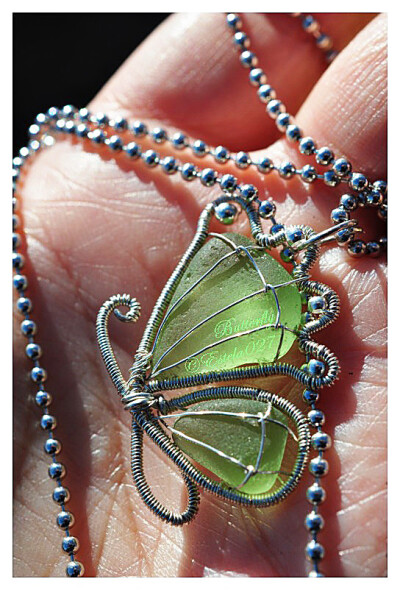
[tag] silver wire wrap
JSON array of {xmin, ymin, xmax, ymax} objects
[{"xmin": 96, "ymin": 195, "xmax": 340, "ymax": 525}]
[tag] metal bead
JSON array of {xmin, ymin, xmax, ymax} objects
[
  {"xmin": 171, "ymin": 132, "xmax": 188, "ymax": 150},
  {"xmin": 266, "ymin": 99, "xmax": 285, "ymax": 118},
  {"xmin": 94, "ymin": 112, "xmax": 109, "ymax": 126},
  {"xmin": 349, "ymin": 172, "xmax": 368, "ymax": 192},
  {"xmin": 53, "ymin": 486, "xmax": 70, "ymax": 504},
  {"xmin": 40, "ymin": 414, "xmax": 56, "ymax": 430},
  {"xmin": 356, "ymin": 192, "xmax": 367, "ymax": 207},
  {"xmin": 13, "ymin": 214, "xmax": 20, "ymax": 231},
  {"xmin": 240, "ymin": 184, "xmax": 258, "ymax": 202},
  {"xmin": 55, "ymin": 120, "xmax": 66, "ymax": 134},
  {"xmin": 299, "ymin": 136, "xmax": 316, "ymax": 155},
  {"xmin": 62, "ymin": 536, "xmax": 80, "ymax": 554},
  {"xmin": 379, "ymin": 236, "xmax": 387, "ymax": 249},
  {"xmin": 373, "ymin": 179, "xmax": 387, "ymax": 197},
  {"xmin": 35, "ymin": 112, "xmax": 50, "ymax": 126},
  {"xmin": 270, "ymin": 223, "xmax": 285, "ymax": 234},
  {"xmin": 312, "ymin": 431, "xmax": 332, "ymax": 451},
  {"xmin": 309, "ymin": 570, "xmax": 325, "ymax": 578},
  {"xmin": 12, "ymin": 252, "xmax": 25, "ymax": 270},
  {"xmin": 110, "ymin": 116, "xmax": 128, "ymax": 131},
  {"xmin": 123, "ymin": 142, "xmax": 141, "ymax": 159},
  {"xmin": 365, "ymin": 189, "xmax": 383, "ymax": 207},
  {"xmin": 31, "ymin": 366, "xmax": 47, "ymax": 383},
  {"xmin": 47, "ymin": 107, "xmax": 60, "ymax": 120},
  {"xmin": 200, "ymin": 168, "xmax": 217, "ymax": 187},
  {"xmin": 16, "ymin": 297, "xmax": 32, "ymax": 314},
  {"xmin": 301, "ymin": 165, "xmax": 317, "ymax": 183},
  {"xmin": 161, "ymin": 156, "xmax": 178, "ymax": 175},
  {"xmin": 280, "ymin": 247, "xmax": 295, "ymax": 263},
  {"xmin": 307, "ymin": 359, "xmax": 326, "ymax": 377},
  {"xmin": 220, "ymin": 174, "xmax": 237, "ymax": 192},
  {"xmin": 215, "ymin": 203, "xmax": 238, "ymax": 225},
  {"xmin": 305, "ymin": 540, "xmax": 325, "ymax": 562},
  {"xmin": 21, "ymin": 319, "xmax": 37, "ymax": 337},
  {"xmin": 347, "ymin": 239, "xmax": 366, "ymax": 257},
  {"xmin": 142, "ymin": 150, "xmax": 159, "ymax": 167},
  {"xmin": 316, "ymin": 34, "xmax": 332, "ymax": 50},
  {"xmin": 13, "ymin": 274, "xmax": 28, "ymax": 291},
  {"xmin": 286, "ymin": 226, "xmax": 304, "ymax": 245},
  {"xmin": 181, "ymin": 163, "xmax": 197, "ymax": 181},
  {"xmin": 61, "ymin": 104, "xmax": 77, "ymax": 118},
  {"xmin": 315, "ymin": 147, "xmax": 334, "ymax": 166},
  {"xmin": 333, "ymin": 158, "xmax": 352, "ymax": 177},
  {"xmin": 213, "ymin": 146, "xmax": 230, "ymax": 163},
  {"xmin": 132, "ymin": 121, "xmax": 148, "ymax": 137},
  {"xmin": 336, "ymin": 227, "xmax": 354, "ymax": 247},
  {"xmin": 302, "ymin": 15, "xmax": 318, "ymax": 33},
  {"xmin": 12, "ymin": 197, "xmax": 18, "ymax": 212},
  {"xmin": 78, "ymin": 108, "xmax": 90, "ymax": 121},
  {"xmin": 378, "ymin": 205, "xmax": 387, "ymax": 221},
  {"xmin": 35, "ymin": 390, "xmax": 51, "ymax": 407},
  {"xmin": 323, "ymin": 170, "xmax": 340, "ymax": 187},
  {"xmin": 279, "ymin": 162, "xmax": 296, "ymax": 179},
  {"xmin": 19, "ymin": 146, "xmax": 31, "ymax": 159},
  {"xmin": 88, "ymin": 129, "xmax": 105, "ymax": 144},
  {"xmin": 64, "ymin": 121, "xmax": 76, "ymax": 134},
  {"xmin": 257, "ymin": 84, "xmax": 276, "ymax": 103},
  {"xmin": 28, "ymin": 123, "xmax": 40, "ymax": 138},
  {"xmin": 49, "ymin": 462, "xmax": 66, "ymax": 480},
  {"xmin": 331, "ymin": 207, "xmax": 349, "ymax": 224},
  {"xmin": 256, "ymin": 156, "xmax": 274, "ymax": 174},
  {"xmin": 192, "ymin": 140, "xmax": 208, "ymax": 157},
  {"xmin": 13, "ymin": 233, "xmax": 21, "ymax": 250},
  {"xmin": 276, "ymin": 112, "xmax": 292, "ymax": 131},
  {"xmin": 151, "ymin": 127, "xmax": 168, "ymax": 143},
  {"xmin": 56, "ymin": 510, "xmax": 75, "ymax": 530},
  {"xmin": 305, "ymin": 511, "xmax": 325, "ymax": 532},
  {"xmin": 233, "ymin": 31, "xmax": 250, "ymax": 49},
  {"xmin": 106, "ymin": 135, "xmax": 123, "ymax": 151},
  {"xmin": 75, "ymin": 123, "xmax": 89, "ymax": 138},
  {"xmin": 308, "ymin": 409, "xmax": 325, "ymax": 427},
  {"xmin": 26, "ymin": 343, "xmax": 42, "ymax": 360},
  {"xmin": 308, "ymin": 296, "xmax": 326, "ymax": 314},
  {"xmin": 240, "ymin": 50, "xmax": 258, "ymax": 68},
  {"xmin": 44, "ymin": 438, "xmax": 61, "ymax": 455},
  {"xmin": 306, "ymin": 483, "xmax": 326, "ymax": 505},
  {"xmin": 249, "ymin": 68, "xmax": 267, "ymax": 86},
  {"xmin": 66, "ymin": 561, "xmax": 84, "ymax": 577},
  {"xmin": 226, "ymin": 13, "xmax": 242, "ymax": 30},
  {"xmin": 365, "ymin": 241, "xmax": 381, "ymax": 257},
  {"xmin": 303, "ymin": 389, "xmax": 319, "ymax": 404},
  {"xmin": 309, "ymin": 456, "xmax": 329, "ymax": 477},
  {"xmin": 235, "ymin": 151, "xmax": 251, "ymax": 169},
  {"xmin": 259, "ymin": 200, "xmax": 276, "ymax": 219},
  {"xmin": 340, "ymin": 193, "xmax": 358, "ymax": 211},
  {"xmin": 286, "ymin": 124, "xmax": 302, "ymax": 142}
]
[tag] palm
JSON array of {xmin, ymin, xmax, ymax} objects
[{"xmin": 13, "ymin": 13, "xmax": 387, "ymax": 577}]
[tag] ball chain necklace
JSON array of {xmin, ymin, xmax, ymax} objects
[{"xmin": 13, "ymin": 13, "xmax": 387, "ymax": 578}]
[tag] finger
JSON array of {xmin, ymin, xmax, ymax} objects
[
  {"xmin": 242, "ymin": 13, "xmax": 387, "ymax": 237},
  {"xmin": 89, "ymin": 12, "xmax": 374, "ymax": 151}
]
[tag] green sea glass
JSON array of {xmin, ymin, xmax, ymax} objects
[
  {"xmin": 172, "ymin": 398, "xmax": 289, "ymax": 494},
  {"xmin": 151, "ymin": 233, "xmax": 301, "ymax": 379}
]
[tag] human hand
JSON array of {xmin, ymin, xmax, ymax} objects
[{"xmin": 13, "ymin": 13, "xmax": 387, "ymax": 577}]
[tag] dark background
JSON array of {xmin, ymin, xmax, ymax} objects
[{"xmin": 13, "ymin": 13, "xmax": 170, "ymax": 155}]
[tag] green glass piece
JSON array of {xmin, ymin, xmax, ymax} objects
[
  {"xmin": 152, "ymin": 233, "xmax": 301, "ymax": 379},
  {"xmin": 172, "ymin": 398, "xmax": 289, "ymax": 494}
]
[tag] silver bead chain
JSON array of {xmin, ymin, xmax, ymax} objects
[{"xmin": 13, "ymin": 12, "xmax": 387, "ymax": 577}]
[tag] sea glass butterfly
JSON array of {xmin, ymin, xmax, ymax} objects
[{"xmin": 96, "ymin": 194, "xmax": 345, "ymax": 524}]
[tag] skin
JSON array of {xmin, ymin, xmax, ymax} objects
[{"xmin": 13, "ymin": 13, "xmax": 387, "ymax": 577}]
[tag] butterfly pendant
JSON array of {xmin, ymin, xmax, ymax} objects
[{"xmin": 96, "ymin": 194, "xmax": 345, "ymax": 525}]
